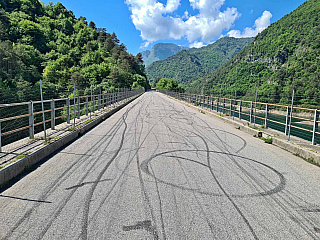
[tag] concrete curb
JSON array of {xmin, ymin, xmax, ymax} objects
[
  {"xmin": 0, "ymin": 94, "xmax": 142, "ymax": 186},
  {"xmin": 165, "ymin": 95, "xmax": 320, "ymax": 165}
]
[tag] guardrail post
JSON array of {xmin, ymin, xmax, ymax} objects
[
  {"xmin": 239, "ymin": 101, "xmax": 242, "ymax": 120},
  {"xmin": 98, "ymin": 93, "xmax": 100, "ymax": 111},
  {"xmin": 216, "ymin": 97, "xmax": 219, "ymax": 112},
  {"xmin": 86, "ymin": 97, "xmax": 88, "ymax": 116},
  {"xmin": 285, "ymin": 106, "xmax": 290, "ymax": 135},
  {"xmin": 67, "ymin": 98, "xmax": 70, "ymax": 124},
  {"xmin": 51, "ymin": 99, "xmax": 55, "ymax": 130},
  {"xmin": 77, "ymin": 96, "xmax": 80, "ymax": 119},
  {"xmin": 0, "ymin": 121, "xmax": 2, "ymax": 152},
  {"xmin": 93, "ymin": 95, "xmax": 95, "ymax": 113},
  {"xmin": 230, "ymin": 99, "xmax": 232, "ymax": 117},
  {"xmin": 250, "ymin": 101, "xmax": 253, "ymax": 123},
  {"xmin": 29, "ymin": 101, "xmax": 34, "ymax": 138},
  {"xmin": 312, "ymin": 109, "xmax": 319, "ymax": 145},
  {"xmin": 223, "ymin": 99, "xmax": 226, "ymax": 114},
  {"xmin": 265, "ymin": 104, "xmax": 269, "ymax": 129}
]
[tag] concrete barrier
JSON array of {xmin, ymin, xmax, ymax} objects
[{"xmin": 0, "ymin": 94, "xmax": 142, "ymax": 186}]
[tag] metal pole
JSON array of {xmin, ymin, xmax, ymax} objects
[
  {"xmin": 51, "ymin": 99, "xmax": 55, "ymax": 130},
  {"xmin": 288, "ymin": 90, "xmax": 295, "ymax": 141},
  {"xmin": 285, "ymin": 106, "xmax": 290, "ymax": 135},
  {"xmin": 67, "ymin": 98, "xmax": 70, "ymax": 124},
  {"xmin": 73, "ymin": 84, "xmax": 76, "ymax": 128},
  {"xmin": 40, "ymin": 80, "xmax": 47, "ymax": 142},
  {"xmin": 223, "ymin": 98, "xmax": 225, "ymax": 114},
  {"xmin": 312, "ymin": 109, "xmax": 319, "ymax": 145},
  {"xmin": 0, "ymin": 122, "xmax": 2, "ymax": 152},
  {"xmin": 77, "ymin": 96, "xmax": 80, "ymax": 119},
  {"xmin": 29, "ymin": 101, "xmax": 34, "ymax": 139},
  {"xmin": 90, "ymin": 86, "xmax": 93, "ymax": 119},
  {"xmin": 265, "ymin": 104, "xmax": 269, "ymax": 129},
  {"xmin": 254, "ymin": 90, "xmax": 257, "ymax": 127},
  {"xmin": 233, "ymin": 90, "xmax": 236, "ymax": 120},
  {"xmin": 239, "ymin": 100, "xmax": 242, "ymax": 120},
  {"xmin": 250, "ymin": 101, "xmax": 253, "ymax": 123},
  {"xmin": 86, "ymin": 96, "xmax": 88, "ymax": 116}
]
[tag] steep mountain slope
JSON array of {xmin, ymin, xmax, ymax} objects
[
  {"xmin": 190, "ymin": 0, "xmax": 320, "ymax": 104},
  {"xmin": 146, "ymin": 37, "xmax": 253, "ymax": 83},
  {"xmin": 140, "ymin": 43, "xmax": 188, "ymax": 67}
]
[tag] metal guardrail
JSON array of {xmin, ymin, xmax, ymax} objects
[
  {"xmin": 0, "ymin": 88, "xmax": 144, "ymax": 151},
  {"xmin": 160, "ymin": 90, "xmax": 319, "ymax": 146}
]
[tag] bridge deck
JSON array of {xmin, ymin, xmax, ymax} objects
[{"xmin": 1, "ymin": 91, "xmax": 320, "ymax": 239}]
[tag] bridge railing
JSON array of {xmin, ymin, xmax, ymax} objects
[
  {"xmin": 160, "ymin": 90, "xmax": 319, "ymax": 146},
  {"xmin": 0, "ymin": 88, "xmax": 144, "ymax": 152}
]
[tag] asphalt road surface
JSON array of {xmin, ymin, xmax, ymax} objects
[{"xmin": 1, "ymin": 91, "xmax": 320, "ymax": 240}]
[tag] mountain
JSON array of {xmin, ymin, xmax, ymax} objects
[
  {"xmin": 146, "ymin": 37, "xmax": 253, "ymax": 84},
  {"xmin": 140, "ymin": 43, "xmax": 188, "ymax": 67},
  {"xmin": 0, "ymin": 0, "xmax": 148, "ymax": 103},
  {"xmin": 189, "ymin": 0, "xmax": 320, "ymax": 105}
]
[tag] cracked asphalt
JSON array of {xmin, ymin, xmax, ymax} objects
[{"xmin": 1, "ymin": 91, "xmax": 320, "ymax": 240}]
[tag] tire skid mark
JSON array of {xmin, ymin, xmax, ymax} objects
[{"xmin": 2, "ymin": 100, "xmax": 140, "ymax": 240}]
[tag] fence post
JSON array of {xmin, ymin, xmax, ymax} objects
[
  {"xmin": 67, "ymin": 98, "xmax": 70, "ymax": 124},
  {"xmin": 288, "ymin": 90, "xmax": 295, "ymax": 141},
  {"xmin": 230, "ymin": 99, "xmax": 232, "ymax": 117},
  {"xmin": 254, "ymin": 90, "xmax": 258, "ymax": 127},
  {"xmin": 98, "ymin": 89, "xmax": 101, "ymax": 111},
  {"xmin": 223, "ymin": 99, "xmax": 226, "ymax": 114},
  {"xmin": 285, "ymin": 106, "xmax": 290, "ymax": 135},
  {"xmin": 51, "ymin": 99, "xmax": 55, "ymax": 130},
  {"xmin": 250, "ymin": 101, "xmax": 253, "ymax": 123},
  {"xmin": 0, "ymin": 121, "xmax": 1, "ymax": 152},
  {"xmin": 40, "ymin": 80, "xmax": 47, "ymax": 142},
  {"xmin": 239, "ymin": 100, "xmax": 242, "ymax": 120},
  {"xmin": 77, "ymin": 96, "xmax": 80, "ymax": 119},
  {"xmin": 29, "ymin": 101, "xmax": 34, "ymax": 139},
  {"xmin": 217, "ymin": 97, "xmax": 219, "ymax": 112},
  {"xmin": 265, "ymin": 104, "xmax": 269, "ymax": 129},
  {"xmin": 86, "ymin": 96, "xmax": 88, "ymax": 116},
  {"xmin": 312, "ymin": 109, "xmax": 319, "ymax": 145}
]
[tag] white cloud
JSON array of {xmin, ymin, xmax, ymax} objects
[
  {"xmin": 189, "ymin": 41, "xmax": 205, "ymax": 48},
  {"xmin": 227, "ymin": 10, "xmax": 272, "ymax": 38},
  {"xmin": 125, "ymin": 0, "xmax": 240, "ymax": 48}
]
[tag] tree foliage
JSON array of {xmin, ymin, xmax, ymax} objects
[{"xmin": 0, "ymin": 0, "xmax": 148, "ymax": 102}]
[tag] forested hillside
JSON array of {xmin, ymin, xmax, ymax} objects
[
  {"xmin": 0, "ymin": 0, "xmax": 148, "ymax": 103},
  {"xmin": 140, "ymin": 43, "xmax": 188, "ymax": 67},
  {"xmin": 189, "ymin": 0, "xmax": 320, "ymax": 105},
  {"xmin": 146, "ymin": 37, "xmax": 253, "ymax": 84}
]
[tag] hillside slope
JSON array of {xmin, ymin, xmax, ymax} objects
[
  {"xmin": 189, "ymin": 0, "xmax": 320, "ymax": 104},
  {"xmin": 146, "ymin": 37, "xmax": 253, "ymax": 83},
  {"xmin": 140, "ymin": 43, "xmax": 188, "ymax": 67},
  {"xmin": 0, "ymin": 0, "xmax": 148, "ymax": 103}
]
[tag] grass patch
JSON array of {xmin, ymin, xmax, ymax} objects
[
  {"xmin": 259, "ymin": 137, "xmax": 273, "ymax": 144},
  {"xmin": 200, "ymin": 110, "xmax": 205, "ymax": 114},
  {"xmin": 15, "ymin": 152, "xmax": 31, "ymax": 160},
  {"xmin": 236, "ymin": 126, "xmax": 240, "ymax": 130}
]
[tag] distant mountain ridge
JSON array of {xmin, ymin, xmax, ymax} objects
[
  {"xmin": 146, "ymin": 37, "xmax": 254, "ymax": 83},
  {"xmin": 140, "ymin": 43, "xmax": 188, "ymax": 67},
  {"xmin": 188, "ymin": 0, "xmax": 320, "ymax": 105}
]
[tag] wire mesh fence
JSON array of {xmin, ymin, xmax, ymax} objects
[{"xmin": 160, "ymin": 90, "xmax": 319, "ymax": 146}]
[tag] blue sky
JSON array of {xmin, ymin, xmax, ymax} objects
[{"xmin": 41, "ymin": 0, "xmax": 306, "ymax": 55}]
